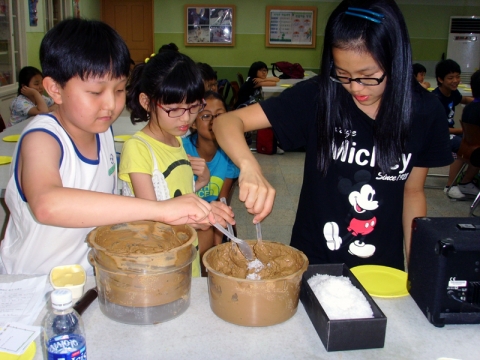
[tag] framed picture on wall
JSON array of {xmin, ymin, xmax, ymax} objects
[
  {"xmin": 185, "ymin": 5, "xmax": 235, "ymax": 46},
  {"xmin": 265, "ymin": 6, "xmax": 317, "ymax": 48}
]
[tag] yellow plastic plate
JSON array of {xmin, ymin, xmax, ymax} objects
[
  {"xmin": 280, "ymin": 84, "xmax": 292, "ymax": 88},
  {"xmin": 0, "ymin": 340, "xmax": 35, "ymax": 360},
  {"xmin": 427, "ymin": 87, "xmax": 435, "ymax": 91},
  {"xmin": 350, "ymin": 265, "xmax": 409, "ymax": 298},
  {"xmin": 2, "ymin": 134, "xmax": 20, "ymax": 142},
  {"xmin": 0, "ymin": 156, "xmax": 12, "ymax": 165},
  {"xmin": 114, "ymin": 135, "xmax": 132, "ymax": 142}
]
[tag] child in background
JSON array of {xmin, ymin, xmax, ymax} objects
[
  {"xmin": 197, "ymin": 62, "xmax": 218, "ymax": 92},
  {"xmin": 412, "ymin": 63, "xmax": 431, "ymax": 89},
  {"xmin": 183, "ymin": 91, "xmax": 239, "ymax": 248},
  {"xmin": 0, "ymin": 19, "xmax": 231, "ymax": 276},
  {"xmin": 432, "ymin": 59, "xmax": 477, "ymax": 199},
  {"xmin": 9, "ymin": 66, "xmax": 57, "ymax": 126},
  {"xmin": 119, "ymin": 51, "xmax": 232, "ymax": 277},
  {"xmin": 235, "ymin": 61, "xmax": 279, "ymax": 109}
]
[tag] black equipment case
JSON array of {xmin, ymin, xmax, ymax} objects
[{"xmin": 408, "ymin": 217, "xmax": 480, "ymax": 327}]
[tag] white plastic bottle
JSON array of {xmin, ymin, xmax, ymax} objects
[{"xmin": 43, "ymin": 289, "xmax": 87, "ymax": 360}]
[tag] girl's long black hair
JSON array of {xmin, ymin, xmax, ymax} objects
[
  {"xmin": 317, "ymin": 0, "xmax": 414, "ymax": 176},
  {"xmin": 126, "ymin": 51, "xmax": 204, "ymax": 124}
]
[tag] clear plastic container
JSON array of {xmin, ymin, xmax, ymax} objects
[{"xmin": 203, "ymin": 240, "xmax": 308, "ymax": 327}]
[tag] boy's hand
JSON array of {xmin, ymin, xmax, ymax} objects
[
  {"xmin": 209, "ymin": 200, "xmax": 235, "ymax": 228},
  {"xmin": 156, "ymin": 194, "xmax": 216, "ymax": 229},
  {"xmin": 188, "ymin": 155, "xmax": 210, "ymax": 190}
]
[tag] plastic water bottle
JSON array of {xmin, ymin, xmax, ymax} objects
[{"xmin": 43, "ymin": 289, "xmax": 87, "ymax": 360}]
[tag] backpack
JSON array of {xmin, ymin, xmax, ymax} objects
[
  {"xmin": 271, "ymin": 61, "xmax": 305, "ymax": 79},
  {"xmin": 256, "ymin": 128, "xmax": 277, "ymax": 155}
]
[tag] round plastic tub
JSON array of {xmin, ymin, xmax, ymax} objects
[
  {"xmin": 203, "ymin": 240, "xmax": 308, "ymax": 327},
  {"xmin": 86, "ymin": 221, "xmax": 197, "ymax": 325}
]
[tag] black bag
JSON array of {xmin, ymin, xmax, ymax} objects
[{"xmin": 271, "ymin": 61, "xmax": 305, "ymax": 79}]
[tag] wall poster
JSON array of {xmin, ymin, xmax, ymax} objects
[
  {"xmin": 185, "ymin": 5, "xmax": 235, "ymax": 46},
  {"xmin": 266, "ymin": 6, "xmax": 317, "ymax": 48}
]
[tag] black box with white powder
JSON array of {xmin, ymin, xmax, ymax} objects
[{"xmin": 300, "ymin": 264, "xmax": 387, "ymax": 352}]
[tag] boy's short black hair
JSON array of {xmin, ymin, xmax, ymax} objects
[
  {"xmin": 435, "ymin": 59, "xmax": 461, "ymax": 86},
  {"xmin": 412, "ymin": 63, "xmax": 426, "ymax": 77},
  {"xmin": 470, "ymin": 70, "xmax": 480, "ymax": 98},
  {"xmin": 40, "ymin": 18, "xmax": 132, "ymax": 87},
  {"xmin": 197, "ymin": 62, "xmax": 217, "ymax": 81}
]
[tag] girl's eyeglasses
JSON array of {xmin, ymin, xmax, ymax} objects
[
  {"xmin": 329, "ymin": 73, "xmax": 386, "ymax": 86},
  {"xmin": 157, "ymin": 102, "xmax": 206, "ymax": 118},
  {"xmin": 198, "ymin": 112, "xmax": 225, "ymax": 122}
]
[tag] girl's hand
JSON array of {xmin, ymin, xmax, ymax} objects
[
  {"xmin": 188, "ymin": 155, "xmax": 210, "ymax": 190},
  {"xmin": 156, "ymin": 194, "xmax": 216, "ymax": 229},
  {"xmin": 20, "ymin": 86, "xmax": 39, "ymax": 99},
  {"xmin": 209, "ymin": 200, "xmax": 235, "ymax": 228},
  {"xmin": 238, "ymin": 164, "xmax": 276, "ymax": 223}
]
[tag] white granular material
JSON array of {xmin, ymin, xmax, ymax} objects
[
  {"xmin": 246, "ymin": 259, "xmax": 264, "ymax": 280},
  {"xmin": 307, "ymin": 274, "xmax": 374, "ymax": 320}
]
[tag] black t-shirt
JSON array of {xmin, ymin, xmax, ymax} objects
[
  {"xmin": 461, "ymin": 101, "xmax": 480, "ymax": 126},
  {"xmin": 261, "ymin": 77, "xmax": 452, "ymax": 270},
  {"xmin": 235, "ymin": 77, "xmax": 262, "ymax": 109},
  {"xmin": 432, "ymin": 87, "xmax": 462, "ymax": 127}
]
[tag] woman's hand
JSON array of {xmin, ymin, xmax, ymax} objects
[
  {"xmin": 237, "ymin": 163, "xmax": 275, "ymax": 223},
  {"xmin": 188, "ymin": 155, "xmax": 210, "ymax": 190}
]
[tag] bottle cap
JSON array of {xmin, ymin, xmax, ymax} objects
[{"xmin": 51, "ymin": 289, "xmax": 73, "ymax": 310}]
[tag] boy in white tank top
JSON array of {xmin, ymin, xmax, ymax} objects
[{"xmin": 0, "ymin": 18, "xmax": 234, "ymax": 275}]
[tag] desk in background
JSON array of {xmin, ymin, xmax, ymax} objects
[{"xmin": 263, "ymin": 70, "xmax": 317, "ymax": 99}]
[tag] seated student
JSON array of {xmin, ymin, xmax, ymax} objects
[
  {"xmin": 183, "ymin": 91, "xmax": 240, "ymax": 256},
  {"xmin": 9, "ymin": 66, "xmax": 57, "ymax": 126},
  {"xmin": 412, "ymin": 63, "xmax": 431, "ymax": 89},
  {"xmin": 0, "ymin": 19, "xmax": 233, "ymax": 276},
  {"xmin": 197, "ymin": 62, "xmax": 218, "ymax": 93},
  {"xmin": 158, "ymin": 42, "xmax": 179, "ymax": 52},
  {"xmin": 235, "ymin": 61, "xmax": 279, "ymax": 109},
  {"xmin": 432, "ymin": 59, "xmax": 477, "ymax": 199},
  {"xmin": 445, "ymin": 70, "xmax": 480, "ymax": 199},
  {"xmin": 235, "ymin": 61, "xmax": 283, "ymax": 154}
]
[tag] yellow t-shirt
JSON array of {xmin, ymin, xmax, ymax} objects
[{"xmin": 119, "ymin": 131, "xmax": 201, "ymax": 277}]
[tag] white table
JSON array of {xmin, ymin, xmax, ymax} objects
[
  {"xmin": 0, "ymin": 114, "xmax": 141, "ymax": 197},
  {"xmin": 1, "ymin": 275, "xmax": 478, "ymax": 360},
  {"xmin": 263, "ymin": 70, "xmax": 317, "ymax": 99}
]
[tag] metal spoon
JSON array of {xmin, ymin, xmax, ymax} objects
[{"xmin": 211, "ymin": 222, "xmax": 255, "ymax": 261}]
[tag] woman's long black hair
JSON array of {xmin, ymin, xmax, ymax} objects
[{"xmin": 316, "ymin": 0, "xmax": 415, "ymax": 176}]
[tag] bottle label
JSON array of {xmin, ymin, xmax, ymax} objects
[{"xmin": 47, "ymin": 334, "xmax": 87, "ymax": 360}]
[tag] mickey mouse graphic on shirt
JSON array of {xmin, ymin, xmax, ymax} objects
[{"xmin": 323, "ymin": 169, "xmax": 378, "ymax": 258}]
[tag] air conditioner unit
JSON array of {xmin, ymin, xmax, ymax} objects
[{"xmin": 446, "ymin": 16, "xmax": 480, "ymax": 83}]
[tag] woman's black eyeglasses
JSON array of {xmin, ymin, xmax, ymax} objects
[
  {"xmin": 329, "ymin": 73, "xmax": 386, "ymax": 86},
  {"xmin": 198, "ymin": 112, "xmax": 225, "ymax": 122},
  {"xmin": 157, "ymin": 102, "xmax": 206, "ymax": 118}
]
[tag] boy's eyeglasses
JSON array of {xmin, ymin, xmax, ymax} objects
[
  {"xmin": 157, "ymin": 102, "xmax": 206, "ymax": 118},
  {"xmin": 198, "ymin": 112, "xmax": 225, "ymax": 122},
  {"xmin": 329, "ymin": 73, "xmax": 386, "ymax": 86}
]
